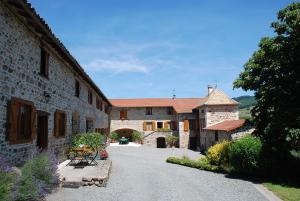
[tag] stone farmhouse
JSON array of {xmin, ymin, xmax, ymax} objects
[
  {"xmin": 0, "ymin": 0, "xmax": 111, "ymax": 164},
  {"xmin": 0, "ymin": 0, "xmax": 248, "ymax": 165},
  {"xmin": 110, "ymin": 86, "xmax": 247, "ymax": 151}
]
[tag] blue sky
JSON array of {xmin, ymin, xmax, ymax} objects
[{"xmin": 29, "ymin": 0, "xmax": 293, "ymax": 98}]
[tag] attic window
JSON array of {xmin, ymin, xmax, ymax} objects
[
  {"xmin": 146, "ymin": 107, "xmax": 152, "ymax": 115},
  {"xmin": 40, "ymin": 48, "xmax": 49, "ymax": 78}
]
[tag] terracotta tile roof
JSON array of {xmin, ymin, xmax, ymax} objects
[
  {"xmin": 204, "ymin": 120, "xmax": 246, "ymax": 132},
  {"xmin": 195, "ymin": 89, "xmax": 238, "ymax": 108},
  {"xmin": 109, "ymin": 98, "xmax": 207, "ymax": 113}
]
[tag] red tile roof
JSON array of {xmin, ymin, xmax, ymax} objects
[
  {"xmin": 109, "ymin": 98, "xmax": 207, "ymax": 113},
  {"xmin": 204, "ymin": 120, "xmax": 246, "ymax": 132}
]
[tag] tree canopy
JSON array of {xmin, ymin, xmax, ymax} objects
[{"xmin": 234, "ymin": 2, "xmax": 300, "ymax": 153}]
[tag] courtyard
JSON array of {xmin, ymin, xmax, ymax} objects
[{"xmin": 47, "ymin": 146, "xmax": 270, "ymax": 201}]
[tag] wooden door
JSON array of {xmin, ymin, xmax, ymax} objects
[{"xmin": 37, "ymin": 115, "xmax": 48, "ymax": 149}]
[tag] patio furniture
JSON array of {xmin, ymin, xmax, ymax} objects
[
  {"xmin": 119, "ymin": 137, "xmax": 129, "ymax": 145},
  {"xmin": 88, "ymin": 149, "xmax": 99, "ymax": 166},
  {"xmin": 66, "ymin": 146, "xmax": 93, "ymax": 167}
]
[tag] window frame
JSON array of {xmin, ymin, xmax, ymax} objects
[
  {"xmin": 75, "ymin": 80, "xmax": 80, "ymax": 98},
  {"xmin": 146, "ymin": 107, "xmax": 152, "ymax": 115},
  {"xmin": 120, "ymin": 110, "xmax": 127, "ymax": 120},
  {"xmin": 88, "ymin": 90, "xmax": 93, "ymax": 105},
  {"xmin": 7, "ymin": 97, "xmax": 36, "ymax": 144},
  {"xmin": 54, "ymin": 110, "xmax": 66, "ymax": 138},
  {"xmin": 40, "ymin": 48, "xmax": 49, "ymax": 78}
]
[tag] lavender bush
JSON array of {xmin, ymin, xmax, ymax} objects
[
  {"xmin": 15, "ymin": 149, "xmax": 60, "ymax": 201},
  {"xmin": 0, "ymin": 155, "xmax": 16, "ymax": 201}
]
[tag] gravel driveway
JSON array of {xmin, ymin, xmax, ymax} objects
[{"xmin": 47, "ymin": 146, "xmax": 269, "ymax": 201}]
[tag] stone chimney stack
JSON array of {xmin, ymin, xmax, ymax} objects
[{"xmin": 208, "ymin": 85, "xmax": 214, "ymax": 96}]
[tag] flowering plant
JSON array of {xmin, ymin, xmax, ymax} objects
[{"xmin": 100, "ymin": 150, "xmax": 108, "ymax": 160}]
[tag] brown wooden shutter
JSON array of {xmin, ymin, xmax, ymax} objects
[
  {"xmin": 184, "ymin": 120, "xmax": 189, "ymax": 132},
  {"xmin": 152, "ymin": 121, "xmax": 156, "ymax": 131},
  {"xmin": 54, "ymin": 110, "xmax": 59, "ymax": 137},
  {"xmin": 143, "ymin": 122, "xmax": 147, "ymax": 131},
  {"xmin": 30, "ymin": 105, "xmax": 37, "ymax": 141},
  {"xmin": 7, "ymin": 99, "xmax": 19, "ymax": 142},
  {"xmin": 64, "ymin": 112, "xmax": 67, "ymax": 136},
  {"xmin": 163, "ymin": 122, "xmax": 168, "ymax": 129}
]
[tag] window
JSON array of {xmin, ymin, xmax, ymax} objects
[
  {"xmin": 40, "ymin": 48, "xmax": 49, "ymax": 78},
  {"xmin": 54, "ymin": 110, "xmax": 66, "ymax": 137},
  {"xmin": 120, "ymin": 110, "xmax": 127, "ymax": 120},
  {"xmin": 75, "ymin": 80, "xmax": 80, "ymax": 97},
  {"xmin": 199, "ymin": 118, "xmax": 205, "ymax": 132},
  {"xmin": 157, "ymin": 122, "xmax": 163, "ymax": 129},
  {"xmin": 170, "ymin": 121, "xmax": 177, "ymax": 131},
  {"xmin": 96, "ymin": 98, "xmax": 101, "ymax": 110},
  {"xmin": 86, "ymin": 119, "xmax": 93, "ymax": 133},
  {"xmin": 7, "ymin": 98, "xmax": 36, "ymax": 144},
  {"xmin": 146, "ymin": 107, "xmax": 152, "ymax": 115},
  {"xmin": 104, "ymin": 103, "xmax": 109, "ymax": 114},
  {"xmin": 164, "ymin": 121, "xmax": 171, "ymax": 129},
  {"xmin": 167, "ymin": 107, "xmax": 173, "ymax": 115},
  {"xmin": 189, "ymin": 119, "xmax": 196, "ymax": 130},
  {"xmin": 88, "ymin": 90, "xmax": 93, "ymax": 104},
  {"xmin": 215, "ymin": 131, "xmax": 219, "ymax": 141},
  {"xmin": 99, "ymin": 99, "xmax": 103, "ymax": 111}
]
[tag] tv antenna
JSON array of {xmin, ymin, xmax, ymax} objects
[{"xmin": 172, "ymin": 88, "xmax": 176, "ymax": 99}]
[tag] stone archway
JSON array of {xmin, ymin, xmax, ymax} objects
[
  {"xmin": 114, "ymin": 128, "xmax": 136, "ymax": 142},
  {"xmin": 156, "ymin": 137, "xmax": 166, "ymax": 148}
]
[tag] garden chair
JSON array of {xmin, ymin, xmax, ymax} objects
[{"xmin": 88, "ymin": 149, "xmax": 99, "ymax": 166}]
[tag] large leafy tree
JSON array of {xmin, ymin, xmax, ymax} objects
[{"xmin": 234, "ymin": 3, "xmax": 300, "ymax": 153}]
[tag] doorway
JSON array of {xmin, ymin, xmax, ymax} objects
[
  {"xmin": 156, "ymin": 137, "xmax": 166, "ymax": 148},
  {"xmin": 37, "ymin": 112, "xmax": 48, "ymax": 149}
]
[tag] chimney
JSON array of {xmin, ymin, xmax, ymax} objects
[{"xmin": 208, "ymin": 85, "xmax": 214, "ymax": 96}]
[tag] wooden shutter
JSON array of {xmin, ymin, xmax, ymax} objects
[
  {"xmin": 54, "ymin": 110, "xmax": 59, "ymax": 137},
  {"xmin": 30, "ymin": 105, "xmax": 37, "ymax": 141},
  {"xmin": 163, "ymin": 122, "xmax": 168, "ymax": 129},
  {"xmin": 152, "ymin": 121, "xmax": 156, "ymax": 131},
  {"xmin": 7, "ymin": 99, "xmax": 19, "ymax": 142},
  {"xmin": 184, "ymin": 120, "xmax": 189, "ymax": 132},
  {"xmin": 143, "ymin": 122, "xmax": 147, "ymax": 131}
]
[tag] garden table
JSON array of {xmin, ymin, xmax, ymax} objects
[{"xmin": 119, "ymin": 138, "xmax": 129, "ymax": 144}]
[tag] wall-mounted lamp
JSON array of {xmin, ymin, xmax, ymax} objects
[{"xmin": 43, "ymin": 91, "xmax": 51, "ymax": 103}]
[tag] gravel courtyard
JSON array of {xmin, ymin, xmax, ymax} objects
[{"xmin": 47, "ymin": 146, "xmax": 269, "ymax": 201}]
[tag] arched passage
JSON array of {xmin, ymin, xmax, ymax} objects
[
  {"xmin": 156, "ymin": 137, "xmax": 166, "ymax": 148},
  {"xmin": 114, "ymin": 128, "xmax": 138, "ymax": 142}
]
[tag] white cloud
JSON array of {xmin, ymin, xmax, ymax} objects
[{"xmin": 84, "ymin": 55, "xmax": 149, "ymax": 73}]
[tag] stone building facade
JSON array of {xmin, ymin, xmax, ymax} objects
[
  {"xmin": 110, "ymin": 88, "xmax": 245, "ymax": 150},
  {"xmin": 0, "ymin": 1, "xmax": 111, "ymax": 164}
]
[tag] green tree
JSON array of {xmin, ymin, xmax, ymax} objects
[{"xmin": 234, "ymin": 3, "xmax": 300, "ymax": 153}]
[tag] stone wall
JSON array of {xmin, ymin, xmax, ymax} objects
[
  {"xmin": 110, "ymin": 107, "xmax": 177, "ymax": 134},
  {"xmin": 205, "ymin": 105, "xmax": 239, "ymax": 126},
  {"xmin": 0, "ymin": 3, "xmax": 109, "ymax": 164}
]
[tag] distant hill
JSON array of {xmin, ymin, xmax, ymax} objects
[
  {"xmin": 233, "ymin": 95, "xmax": 256, "ymax": 109},
  {"xmin": 233, "ymin": 95, "xmax": 256, "ymax": 120}
]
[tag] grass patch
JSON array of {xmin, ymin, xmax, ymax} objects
[{"xmin": 263, "ymin": 181, "xmax": 300, "ymax": 201}]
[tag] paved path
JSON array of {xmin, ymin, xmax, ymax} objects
[{"xmin": 47, "ymin": 146, "xmax": 269, "ymax": 201}]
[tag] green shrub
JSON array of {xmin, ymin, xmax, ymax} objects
[
  {"xmin": 0, "ymin": 172, "xmax": 16, "ymax": 201},
  {"xmin": 132, "ymin": 131, "xmax": 143, "ymax": 142},
  {"xmin": 166, "ymin": 136, "xmax": 179, "ymax": 147},
  {"xmin": 110, "ymin": 132, "xmax": 120, "ymax": 141},
  {"xmin": 228, "ymin": 136, "xmax": 262, "ymax": 174},
  {"xmin": 166, "ymin": 156, "xmax": 220, "ymax": 172},
  {"xmin": 207, "ymin": 140, "xmax": 231, "ymax": 166},
  {"xmin": 16, "ymin": 151, "xmax": 59, "ymax": 201},
  {"xmin": 72, "ymin": 133, "xmax": 104, "ymax": 150}
]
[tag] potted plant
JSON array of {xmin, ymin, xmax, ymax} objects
[{"xmin": 99, "ymin": 150, "xmax": 108, "ymax": 160}]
